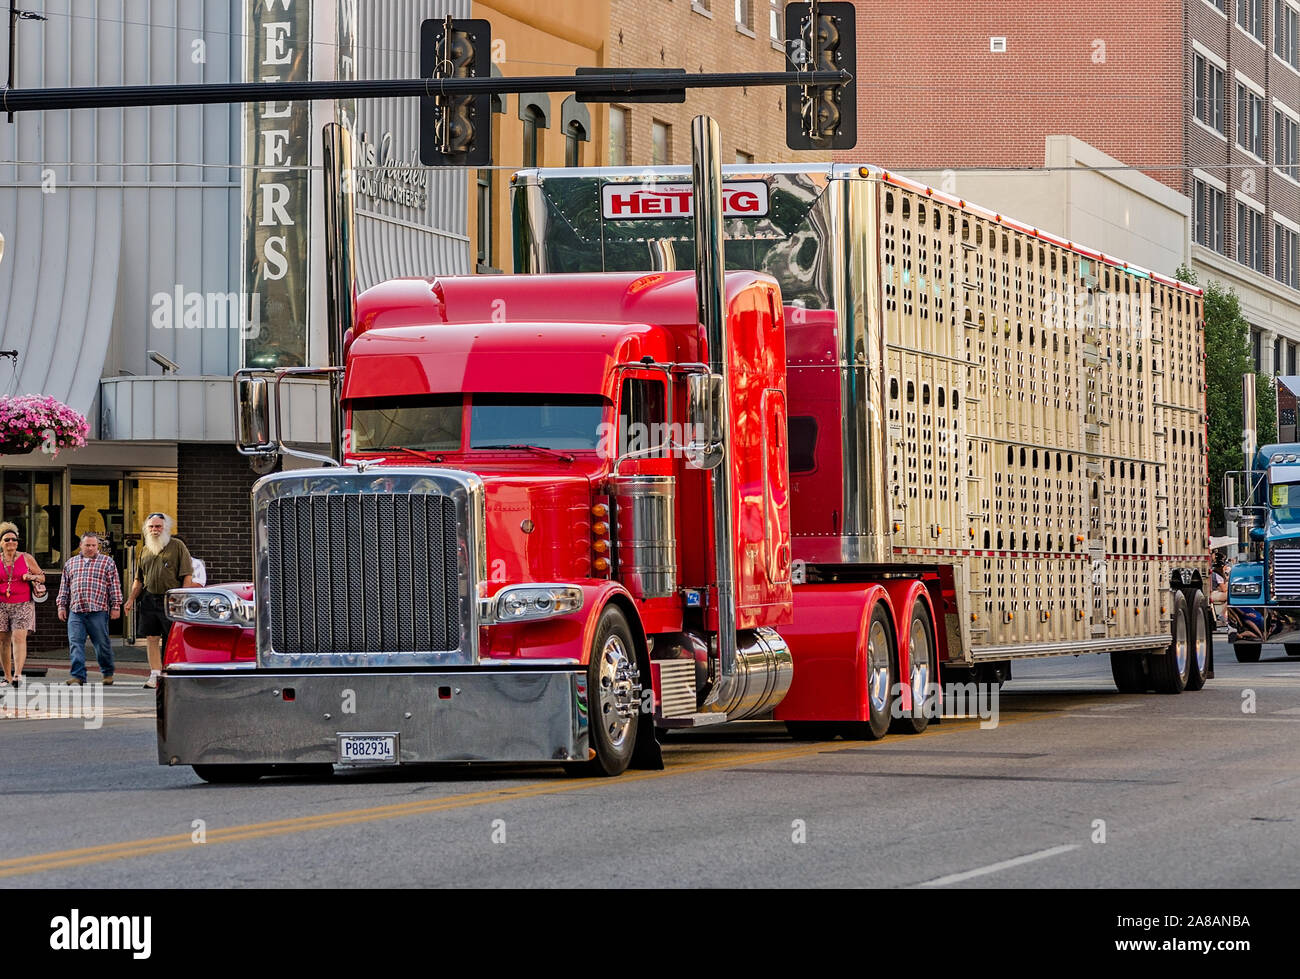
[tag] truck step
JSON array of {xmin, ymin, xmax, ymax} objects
[{"xmin": 654, "ymin": 712, "xmax": 730, "ymax": 729}]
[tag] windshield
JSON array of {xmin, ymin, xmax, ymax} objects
[
  {"xmin": 349, "ymin": 394, "xmax": 607, "ymax": 453},
  {"xmin": 1271, "ymin": 481, "xmax": 1300, "ymax": 522}
]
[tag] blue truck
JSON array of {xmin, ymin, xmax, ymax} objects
[{"xmin": 1225, "ymin": 443, "xmax": 1300, "ymax": 662}]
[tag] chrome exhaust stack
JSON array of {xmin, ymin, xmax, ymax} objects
[
  {"xmin": 690, "ymin": 116, "xmax": 740, "ymax": 702},
  {"xmin": 322, "ymin": 121, "xmax": 357, "ymax": 463}
]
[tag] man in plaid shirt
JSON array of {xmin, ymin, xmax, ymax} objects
[{"xmin": 56, "ymin": 532, "xmax": 123, "ymax": 685}]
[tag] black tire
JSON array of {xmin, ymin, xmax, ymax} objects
[
  {"xmin": 1285, "ymin": 643, "xmax": 1300, "ymax": 657},
  {"xmin": 570, "ymin": 606, "xmax": 640, "ymax": 777},
  {"xmin": 1234, "ymin": 643, "xmax": 1262, "ymax": 663},
  {"xmin": 839, "ymin": 602, "xmax": 895, "ymax": 741},
  {"xmin": 1186, "ymin": 590, "xmax": 1211, "ymax": 691},
  {"xmin": 193, "ymin": 765, "xmax": 269, "ymax": 784},
  {"xmin": 1110, "ymin": 652, "xmax": 1148, "ymax": 693},
  {"xmin": 1149, "ymin": 590, "xmax": 1191, "ymax": 694},
  {"xmin": 890, "ymin": 600, "xmax": 936, "ymax": 734},
  {"xmin": 785, "ymin": 721, "xmax": 839, "ymax": 740}
]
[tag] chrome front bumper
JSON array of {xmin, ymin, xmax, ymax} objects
[
  {"xmin": 157, "ymin": 669, "xmax": 589, "ymax": 767},
  {"xmin": 1226, "ymin": 604, "xmax": 1300, "ymax": 645}
]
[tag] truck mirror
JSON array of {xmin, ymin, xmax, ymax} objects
[
  {"xmin": 685, "ymin": 373, "xmax": 725, "ymax": 471},
  {"xmin": 237, "ymin": 376, "xmax": 273, "ymax": 452}
]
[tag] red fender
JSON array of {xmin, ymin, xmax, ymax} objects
[
  {"xmin": 484, "ymin": 580, "xmax": 642, "ymax": 664},
  {"xmin": 774, "ymin": 582, "xmax": 893, "ymax": 723},
  {"xmin": 877, "ymin": 578, "xmax": 937, "ymax": 712}
]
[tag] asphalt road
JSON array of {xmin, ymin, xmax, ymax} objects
[{"xmin": 3, "ymin": 642, "xmax": 1298, "ymax": 889}]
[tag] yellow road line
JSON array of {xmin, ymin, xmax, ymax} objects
[{"xmin": 0, "ymin": 713, "xmax": 1045, "ymax": 880}]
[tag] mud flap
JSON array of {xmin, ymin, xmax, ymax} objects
[{"xmin": 630, "ymin": 707, "xmax": 664, "ymax": 770}]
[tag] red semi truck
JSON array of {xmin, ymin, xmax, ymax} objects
[{"xmin": 157, "ymin": 121, "xmax": 1212, "ymax": 782}]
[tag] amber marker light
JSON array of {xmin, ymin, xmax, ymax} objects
[{"xmin": 593, "ymin": 557, "xmax": 610, "ymax": 573}]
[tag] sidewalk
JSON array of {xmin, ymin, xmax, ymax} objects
[{"xmin": 18, "ymin": 638, "xmax": 153, "ymax": 681}]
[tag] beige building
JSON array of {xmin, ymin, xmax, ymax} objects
[{"xmin": 470, "ymin": 0, "xmax": 609, "ymax": 272}]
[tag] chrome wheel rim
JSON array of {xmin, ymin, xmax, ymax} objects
[
  {"xmin": 868, "ymin": 618, "xmax": 891, "ymax": 714},
  {"xmin": 597, "ymin": 634, "xmax": 637, "ymax": 750},
  {"xmin": 909, "ymin": 616, "xmax": 930, "ymax": 715},
  {"xmin": 1173, "ymin": 605, "xmax": 1189, "ymax": 676},
  {"xmin": 1194, "ymin": 607, "xmax": 1208, "ymax": 674}
]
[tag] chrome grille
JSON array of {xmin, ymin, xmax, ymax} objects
[
  {"xmin": 265, "ymin": 493, "xmax": 461, "ymax": 655},
  {"xmin": 1272, "ymin": 543, "xmax": 1300, "ymax": 600}
]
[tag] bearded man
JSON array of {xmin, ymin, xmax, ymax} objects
[{"xmin": 124, "ymin": 513, "xmax": 193, "ymax": 688}]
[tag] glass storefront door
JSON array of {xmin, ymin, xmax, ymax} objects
[{"xmin": 68, "ymin": 471, "xmax": 178, "ymax": 640}]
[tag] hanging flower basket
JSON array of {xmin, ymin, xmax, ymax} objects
[{"xmin": 0, "ymin": 395, "xmax": 89, "ymax": 457}]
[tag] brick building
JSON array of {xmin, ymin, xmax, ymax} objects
[
  {"xmin": 605, "ymin": 0, "xmax": 824, "ymax": 168},
  {"xmin": 836, "ymin": 0, "xmax": 1300, "ymax": 374}
]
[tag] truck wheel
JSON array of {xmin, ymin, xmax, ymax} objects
[
  {"xmin": 785, "ymin": 721, "xmax": 839, "ymax": 740},
  {"xmin": 1285, "ymin": 643, "xmax": 1300, "ymax": 657},
  {"xmin": 1234, "ymin": 643, "xmax": 1262, "ymax": 663},
  {"xmin": 571, "ymin": 606, "xmax": 640, "ymax": 777},
  {"xmin": 839, "ymin": 602, "xmax": 895, "ymax": 741},
  {"xmin": 1109, "ymin": 653, "xmax": 1148, "ymax": 693},
  {"xmin": 890, "ymin": 601, "xmax": 935, "ymax": 735},
  {"xmin": 1148, "ymin": 590, "xmax": 1191, "ymax": 694},
  {"xmin": 193, "ymin": 765, "xmax": 268, "ymax": 784},
  {"xmin": 1186, "ymin": 590, "xmax": 1211, "ymax": 691}
]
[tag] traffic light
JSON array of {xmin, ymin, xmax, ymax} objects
[
  {"xmin": 784, "ymin": 1, "xmax": 857, "ymax": 151},
  {"xmin": 419, "ymin": 17, "xmax": 492, "ymax": 166}
]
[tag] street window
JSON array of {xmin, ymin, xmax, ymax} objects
[
  {"xmin": 770, "ymin": 0, "xmax": 781, "ymax": 42},
  {"xmin": 0, "ymin": 470, "xmax": 62, "ymax": 569},
  {"xmin": 565, "ymin": 120, "xmax": 587, "ymax": 167},
  {"xmin": 1276, "ymin": 109, "xmax": 1299, "ymax": 180},
  {"xmin": 522, "ymin": 105, "xmax": 544, "ymax": 169},
  {"xmin": 1277, "ymin": 222, "xmax": 1299, "ymax": 288},
  {"xmin": 1194, "ymin": 179, "xmax": 1225, "ymax": 252},
  {"xmin": 1239, "ymin": 0, "xmax": 1264, "ymax": 41},
  {"xmin": 1195, "ymin": 53, "xmax": 1225, "ymax": 134},
  {"xmin": 1238, "ymin": 201, "xmax": 1265, "ymax": 272},
  {"xmin": 1277, "ymin": 1, "xmax": 1300, "ymax": 67},
  {"xmin": 1238, "ymin": 84, "xmax": 1264, "ymax": 157},
  {"xmin": 652, "ymin": 120, "xmax": 671, "ymax": 165},
  {"xmin": 476, "ymin": 171, "xmax": 493, "ymax": 269},
  {"xmin": 736, "ymin": 150, "xmax": 754, "ymax": 164},
  {"xmin": 609, "ymin": 106, "xmax": 629, "ymax": 166},
  {"xmin": 735, "ymin": 0, "xmax": 753, "ymax": 31}
]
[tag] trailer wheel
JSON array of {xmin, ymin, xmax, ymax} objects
[
  {"xmin": 785, "ymin": 721, "xmax": 839, "ymax": 740},
  {"xmin": 1186, "ymin": 590, "xmax": 1211, "ymax": 691},
  {"xmin": 890, "ymin": 601, "xmax": 935, "ymax": 735},
  {"xmin": 1148, "ymin": 590, "xmax": 1191, "ymax": 694},
  {"xmin": 839, "ymin": 602, "xmax": 895, "ymax": 741},
  {"xmin": 1234, "ymin": 643, "xmax": 1262, "ymax": 663},
  {"xmin": 193, "ymin": 765, "xmax": 269, "ymax": 784},
  {"xmin": 569, "ymin": 605, "xmax": 639, "ymax": 777},
  {"xmin": 1109, "ymin": 653, "xmax": 1148, "ymax": 693}
]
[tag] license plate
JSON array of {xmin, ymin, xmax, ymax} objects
[{"xmin": 338, "ymin": 733, "xmax": 398, "ymax": 764}]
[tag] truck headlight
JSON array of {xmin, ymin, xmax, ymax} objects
[
  {"xmin": 1230, "ymin": 581, "xmax": 1262, "ymax": 597},
  {"xmin": 490, "ymin": 585, "xmax": 583, "ymax": 623},
  {"xmin": 166, "ymin": 588, "xmax": 255, "ymax": 627}
]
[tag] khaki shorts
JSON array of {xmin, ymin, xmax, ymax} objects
[{"xmin": 0, "ymin": 601, "xmax": 35, "ymax": 633}]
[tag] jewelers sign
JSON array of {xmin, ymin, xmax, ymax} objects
[{"xmin": 243, "ymin": 0, "xmax": 312, "ymax": 368}]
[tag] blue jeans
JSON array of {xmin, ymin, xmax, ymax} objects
[{"xmin": 68, "ymin": 611, "xmax": 113, "ymax": 682}]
